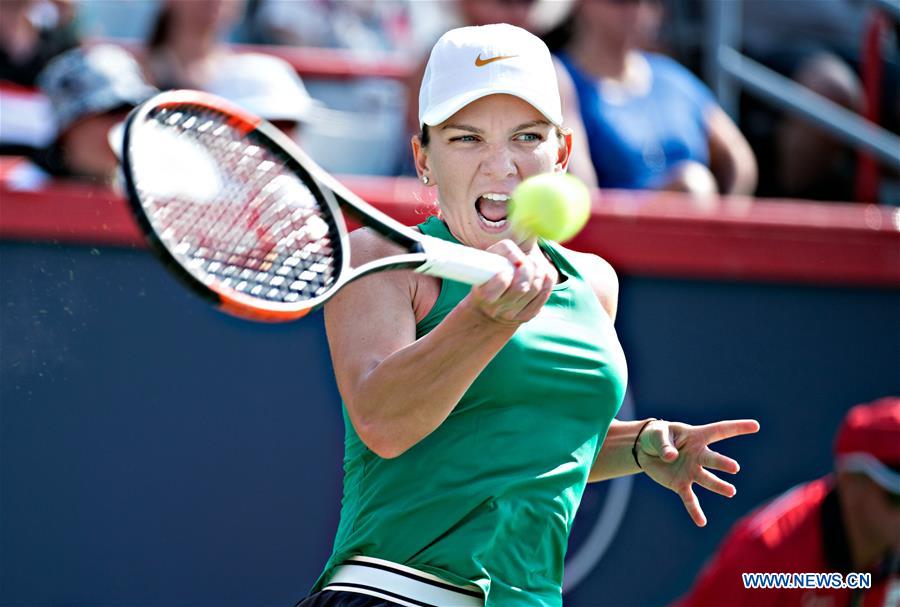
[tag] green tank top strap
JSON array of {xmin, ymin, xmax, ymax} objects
[
  {"xmin": 416, "ymin": 216, "xmax": 471, "ymax": 337},
  {"xmin": 538, "ymin": 237, "xmax": 583, "ymax": 282}
]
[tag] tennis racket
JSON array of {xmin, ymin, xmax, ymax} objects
[{"xmin": 120, "ymin": 89, "xmax": 510, "ymax": 322}]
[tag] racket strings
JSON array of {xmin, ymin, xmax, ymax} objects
[{"xmin": 130, "ymin": 105, "xmax": 343, "ymax": 306}]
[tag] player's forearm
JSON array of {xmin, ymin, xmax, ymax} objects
[
  {"xmin": 348, "ymin": 296, "xmax": 518, "ymax": 459},
  {"xmin": 587, "ymin": 418, "xmax": 650, "ymax": 482}
]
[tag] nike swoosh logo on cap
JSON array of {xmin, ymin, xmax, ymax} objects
[{"xmin": 474, "ymin": 53, "xmax": 518, "ymax": 67}]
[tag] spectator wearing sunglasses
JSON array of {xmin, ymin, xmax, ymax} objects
[{"xmin": 675, "ymin": 397, "xmax": 900, "ymax": 607}]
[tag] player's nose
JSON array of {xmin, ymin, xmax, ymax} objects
[{"xmin": 480, "ymin": 144, "xmax": 517, "ymax": 179}]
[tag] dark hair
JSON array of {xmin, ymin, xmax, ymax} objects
[{"xmin": 147, "ymin": 6, "xmax": 172, "ymax": 50}]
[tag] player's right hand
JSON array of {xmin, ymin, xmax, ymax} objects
[{"xmin": 467, "ymin": 239, "xmax": 556, "ymax": 325}]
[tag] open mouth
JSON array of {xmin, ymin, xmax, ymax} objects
[{"xmin": 475, "ymin": 193, "xmax": 510, "ymax": 231}]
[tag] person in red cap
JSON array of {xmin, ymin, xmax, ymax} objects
[{"xmin": 674, "ymin": 397, "xmax": 900, "ymax": 607}]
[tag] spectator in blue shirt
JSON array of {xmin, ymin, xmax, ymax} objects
[{"xmin": 556, "ymin": 0, "xmax": 757, "ymax": 199}]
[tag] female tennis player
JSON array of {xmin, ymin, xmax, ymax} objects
[{"xmin": 299, "ymin": 24, "xmax": 759, "ymax": 607}]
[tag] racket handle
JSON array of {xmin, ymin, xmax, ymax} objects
[{"xmin": 416, "ymin": 234, "xmax": 513, "ymax": 285}]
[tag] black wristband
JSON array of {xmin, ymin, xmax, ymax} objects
[{"xmin": 632, "ymin": 418, "xmax": 658, "ymax": 470}]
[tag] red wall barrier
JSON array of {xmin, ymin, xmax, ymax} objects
[
  {"xmin": 98, "ymin": 40, "xmax": 414, "ymax": 81},
  {"xmin": 2, "ymin": 161, "xmax": 897, "ymax": 287},
  {"xmin": 232, "ymin": 43, "xmax": 414, "ymax": 80}
]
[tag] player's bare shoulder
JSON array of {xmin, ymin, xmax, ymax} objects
[
  {"xmin": 556, "ymin": 244, "xmax": 619, "ymax": 321},
  {"xmin": 320, "ymin": 227, "xmax": 408, "ymax": 312},
  {"xmin": 334, "ymin": 227, "xmax": 413, "ymax": 296},
  {"xmin": 341, "ymin": 227, "xmax": 439, "ymax": 323},
  {"xmin": 346, "ymin": 227, "xmax": 410, "ymax": 267}
]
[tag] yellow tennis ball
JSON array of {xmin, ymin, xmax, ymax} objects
[{"xmin": 509, "ymin": 173, "xmax": 591, "ymax": 242}]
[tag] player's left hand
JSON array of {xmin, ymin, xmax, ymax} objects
[{"xmin": 636, "ymin": 419, "xmax": 760, "ymax": 527}]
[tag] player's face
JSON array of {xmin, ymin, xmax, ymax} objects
[{"xmin": 414, "ymin": 94, "xmax": 568, "ymax": 251}]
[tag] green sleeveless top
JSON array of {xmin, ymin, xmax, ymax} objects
[{"xmin": 313, "ymin": 216, "xmax": 628, "ymax": 606}]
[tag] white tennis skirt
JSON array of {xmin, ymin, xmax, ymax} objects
[{"xmin": 323, "ymin": 556, "xmax": 485, "ymax": 607}]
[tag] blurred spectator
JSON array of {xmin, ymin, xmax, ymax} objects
[
  {"xmin": 246, "ymin": 0, "xmax": 593, "ymax": 179},
  {"xmin": 455, "ymin": 0, "xmax": 535, "ymax": 31},
  {"xmin": 141, "ymin": 0, "xmax": 323, "ymax": 142},
  {"xmin": 35, "ymin": 44, "xmax": 156, "ymax": 182},
  {"xmin": 399, "ymin": 0, "xmax": 598, "ymax": 186},
  {"xmin": 0, "ymin": 0, "xmax": 80, "ymax": 155},
  {"xmin": 0, "ymin": 0, "xmax": 79, "ymax": 86},
  {"xmin": 246, "ymin": 0, "xmax": 431, "ymax": 175},
  {"xmin": 556, "ymin": 0, "xmax": 757, "ymax": 200},
  {"xmin": 250, "ymin": 0, "xmax": 413, "ymax": 53},
  {"xmin": 675, "ymin": 397, "xmax": 900, "ymax": 607},
  {"xmin": 143, "ymin": 0, "xmax": 246, "ymax": 90},
  {"xmin": 205, "ymin": 52, "xmax": 323, "ymax": 143},
  {"xmin": 740, "ymin": 0, "xmax": 898, "ymax": 201}
]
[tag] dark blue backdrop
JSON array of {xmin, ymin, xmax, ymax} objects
[{"xmin": 2, "ymin": 242, "xmax": 898, "ymax": 606}]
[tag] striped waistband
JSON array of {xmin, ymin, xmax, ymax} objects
[{"xmin": 323, "ymin": 556, "xmax": 484, "ymax": 607}]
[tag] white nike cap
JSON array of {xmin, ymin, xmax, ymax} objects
[{"xmin": 418, "ymin": 23, "xmax": 562, "ymax": 127}]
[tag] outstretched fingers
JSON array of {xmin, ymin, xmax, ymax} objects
[
  {"xmin": 696, "ymin": 468, "xmax": 737, "ymax": 498},
  {"xmin": 680, "ymin": 486, "xmax": 707, "ymax": 527},
  {"xmin": 702, "ymin": 448, "xmax": 740, "ymax": 474},
  {"xmin": 701, "ymin": 419, "xmax": 760, "ymax": 445}
]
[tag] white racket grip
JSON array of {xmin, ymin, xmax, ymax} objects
[{"xmin": 416, "ymin": 234, "xmax": 513, "ymax": 285}]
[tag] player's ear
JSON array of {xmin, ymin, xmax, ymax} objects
[
  {"xmin": 412, "ymin": 130, "xmax": 434, "ymax": 186},
  {"xmin": 554, "ymin": 128, "xmax": 573, "ymax": 174}
]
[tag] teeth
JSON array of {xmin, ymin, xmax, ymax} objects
[
  {"xmin": 481, "ymin": 193, "xmax": 510, "ymax": 202},
  {"xmin": 481, "ymin": 217, "xmax": 507, "ymax": 227},
  {"xmin": 477, "ymin": 193, "xmax": 509, "ymax": 229}
]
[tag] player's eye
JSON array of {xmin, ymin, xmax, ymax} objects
[
  {"xmin": 514, "ymin": 132, "xmax": 543, "ymax": 143},
  {"xmin": 449, "ymin": 134, "xmax": 479, "ymax": 143}
]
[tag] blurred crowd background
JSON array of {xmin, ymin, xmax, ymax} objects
[{"xmin": 1, "ymin": 0, "xmax": 898, "ymax": 205}]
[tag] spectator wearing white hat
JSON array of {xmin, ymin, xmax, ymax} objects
[
  {"xmin": 142, "ymin": 0, "xmax": 323, "ymax": 143},
  {"xmin": 205, "ymin": 52, "xmax": 322, "ymax": 142},
  {"xmin": 36, "ymin": 44, "xmax": 156, "ymax": 181}
]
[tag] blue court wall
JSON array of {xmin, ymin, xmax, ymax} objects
[{"xmin": 1, "ymin": 242, "xmax": 898, "ymax": 607}]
